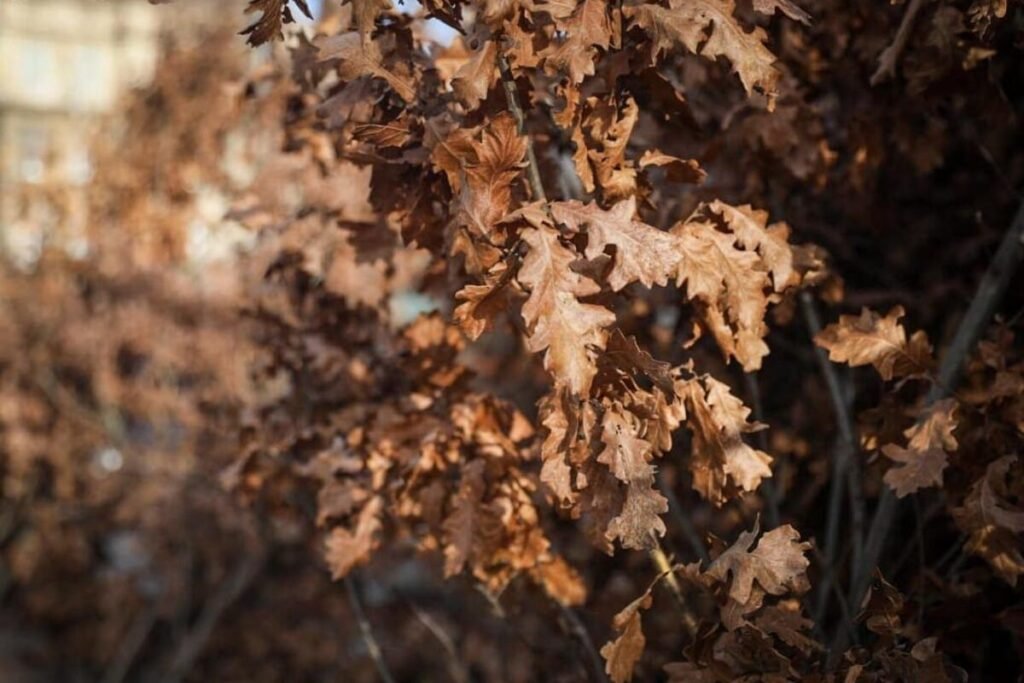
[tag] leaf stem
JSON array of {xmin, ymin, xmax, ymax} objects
[{"xmin": 498, "ymin": 54, "xmax": 547, "ymax": 204}]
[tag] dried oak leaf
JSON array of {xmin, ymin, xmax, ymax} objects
[
  {"xmin": 597, "ymin": 407, "xmax": 668, "ymax": 549},
  {"xmin": 815, "ymin": 306, "xmax": 933, "ymax": 381},
  {"xmin": 342, "ymin": 0, "xmax": 392, "ymax": 41},
  {"xmin": 953, "ymin": 456, "xmax": 1024, "ymax": 585},
  {"xmin": 545, "ymin": 0, "xmax": 615, "ymax": 83},
  {"xmin": 452, "ymin": 39, "xmax": 498, "ymax": 110},
  {"xmin": 638, "ymin": 149, "xmax": 706, "ymax": 185},
  {"xmin": 530, "ymin": 555, "xmax": 588, "ymax": 606},
  {"xmin": 539, "ymin": 387, "xmax": 590, "ymax": 505},
  {"xmin": 683, "ymin": 376, "xmax": 772, "ymax": 506},
  {"xmin": 977, "ymin": 456, "xmax": 1024, "ymax": 533},
  {"xmin": 672, "ymin": 204, "xmax": 791, "ymax": 371},
  {"xmin": 554, "ymin": 199, "xmax": 793, "ymax": 370},
  {"xmin": 324, "ymin": 495, "xmax": 383, "ymax": 579},
  {"xmin": 317, "ymin": 32, "xmax": 417, "ymax": 102},
  {"xmin": 442, "ymin": 459, "xmax": 502, "ymax": 576},
  {"xmin": 579, "ymin": 456, "xmax": 627, "ymax": 554},
  {"xmin": 705, "ymin": 200, "xmax": 794, "ymax": 292},
  {"xmin": 601, "ymin": 591, "xmax": 653, "ymax": 683},
  {"xmin": 352, "ymin": 117, "xmax": 415, "ymax": 149},
  {"xmin": 881, "ymin": 399, "xmax": 958, "ymax": 497},
  {"xmin": 241, "ymin": 0, "xmax": 313, "ymax": 47},
  {"xmin": 753, "ymin": 0, "xmax": 811, "ymax": 24},
  {"xmin": 552, "ymin": 197, "xmax": 680, "ymax": 291},
  {"xmin": 625, "ymin": 0, "xmax": 781, "ymax": 106},
  {"xmin": 706, "ymin": 519, "xmax": 811, "ymax": 607},
  {"xmin": 754, "ymin": 602, "xmax": 822, "ymax": 655},
  {"xmin": 857, "ymin": 570, "xmax": 905, "ymax": 638},
  {"xmin": 581, "ymin": 97, "xmax": 639, "ymax": 201},
  {"xmin": 453, "ymin": 263, "xmax": 515, "ymax": 340},
  {"xmin": 437, "ymin": 115, "xmax": 527, "ymax": 273},
  {"xmin": 602, "ymin": 328, "xmax": 675, "ymax": 394},
  {"xmin": 518, "ymin": 210, "xmax": 616, "ymax": 397}
]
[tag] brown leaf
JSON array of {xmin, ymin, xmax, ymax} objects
[
  {"xmin": 597, "ymin": 415, "xmax": 649, "ymax": 480},
  {"xmin": 881, "ymin": 399, "xmax": 958, "ymax": 497},
  {"xmin": 324, "ymin": 496, "xmax": 383, "ymax": 579},
  {"xmin": 530, "ymin": 556, "xmax": 587, "ymax": 606},
  {"xmin": 342, "ymin": 0, "xmax": 391, "ymax": 40},
  {"xmin": 442, "ymin": 460, "xmax": 490, "ymax": 576},
  {"xmin": 706, "ymin": 519, "xmax": 811, "ymax": 607},
  {"xmin": 625, "ymin": 0, "xmax": 781, "ymax": 106},
  {"xmin": 672, "ymin": 210, "xmax": 777, "ymax": 370},
  {"xmin": 452, "ymin": 39, "xmax": 498, "ymax": 110},
  {"xmin": 754, "ymin": 603, "xmax": 822, "ymax": 654},
  {"xmin": 518, "ymin": 214, "xmax": 616, "ymax": 397},
  {"xmin": 453, "ymin": 263, "xmax": 513, "ymax": 340},
  {"xmin": 978, "ymin": 456, "xmax": 1024, "ymax": 533},
  {"xmin": 569, "ymin": 125, "xmax": 596, "ymax": 193},
  {"xmin": 601, "ymin": 592, "xmax": 653, "ymax": 683},
  {"xmin": 317, "ymin": 32, "xmax": 417, "ymax": 102},
  {"xmin": 316, "ymin": 479, "xmax": 368, "ymax": 526},
  {"xmin": 545, "ymin": 0, "xmax": 615, "ymax": 83},
  {"xmin": 241, "ymin": 0, "xmax": 313, "ymax": 47},
  {"xmin": 953, "ymin": 456, "xmax": 1024, "ymax": 585},
  {"xmin": 539, "ymin": 388, "xmax": 584, "ymax": 505},
  {"xmin": 815, "ymin": 306, "xmax": 933, "ymax": 381},
  {"xmin": 352, "ymin": 119, "xmax": 414, "ymax": 148},
  {"xmin": 582, "ymin": 97, "xmax": 639, "ymax": 201},
  {"xmin": 705, "ymin": 201, "xmax": 794, "ymax": 292},
  {"xmin": 683, "ymin": 376, "xmax": 773, "ymax": 505},
  {"xmin": 753, "ymin": 0, "xmax": 811, "ymax": 24},
  {"xmin": 552, "ymin": 197, "xmax": 681, "ymax": 291},
  {"xmin": 447, "ymin": 114, "xmax": 527, "ymax": 272},
  {"xmin": 602, "ymin": 329, "xmax": 676, "ymax": 394},
  {"xmin": 638, "ymin": 150, "xmax": 706, "ymax": 185},
  {"xmin": 857, "ymin": 570, "xmax": 905, "ymax": 637},
  {"xmin": 597, "ymin": 407, "xmax": 668, "ymax": 549}
]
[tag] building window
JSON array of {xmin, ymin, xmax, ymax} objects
[
  {"xmin": 17, "ymin": 40, "xmax": 60, "ymax": 103},
  {"xmin": 65, "ymin": 146, "xmax": 93, "ymax": 185},
  {"xmin": 16, "ymin": 125, "xmax": 48, "ymax": 183},
  {"xmin": 71, "ymin": 45, "xmax": 112, "ymax": 109}
]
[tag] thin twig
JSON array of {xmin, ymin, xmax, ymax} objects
[
  {"xmin": 743, "ymin": 372, "xmax": 781, "ymax": 529},
  {"xmin": 658, "ymin": 472, "xmax": 711, "ymax": 565},
  {"xmin": 870, "ymin": 0, "xmax": 929, "ymax": 85},
  {"xmin": 944, "ymin": 544, "xmax": 972, "ymax": 580},
  {"xmin": 810, "ymin": 546, "xmax": 856, "ymax": 646},
  {"xmin": 838, "ymin": 197, "xmax": 1024, "ymax": 660},
  {"xmin": 406, "ymin": 600, "xmax": 468, "ymax": 683},
  {"xmin": 649, "ymin": 535, "xmax": 685, "ymax": 608},
  {"xmin": 802, "ymin": 292, "xmax": 865, "ymax": 625},
  {"xmin": 498, "ymin": 54, "xmax": 546, "ymax": 203},
  {"xmin": 888, "ymin": 497, "xmax": 944, "ymax": 577},
  {"xmin": 933, "ymin": 532, "xmax": 967, "ymax": 574},
  {"xmin": 344, "ymin": 574, "xmax": 397, "ymax": 683},
  {"xmin": 648, "ymin": 535, "xmax": 699, "ymax": 637},
  {"xmin": 102, "ymin": 602, "xmax": 159, "ymax": 683},
  {"xmin": 913, "ymin": 497, "xmax": 926, "ymax": 627},
  {"xmin": 558, "ymin": 602, "xmax": 610, "ymax": 683},
  {"xmin": 160, "ymin": 549, "xmax": 263, "ymax": 683}
]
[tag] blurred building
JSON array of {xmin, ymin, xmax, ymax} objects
[
  {"xmin": 0, "ymin": 1, "xmax": 154, "ymax": 223},
  {"xmin": 0, "ymin": 0, "xmax": 228, "ymax": 252}
]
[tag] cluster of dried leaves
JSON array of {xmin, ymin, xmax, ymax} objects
[{"xmin": 2, "ymin": 0, "xmax": 1023, "ymax": 680}]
